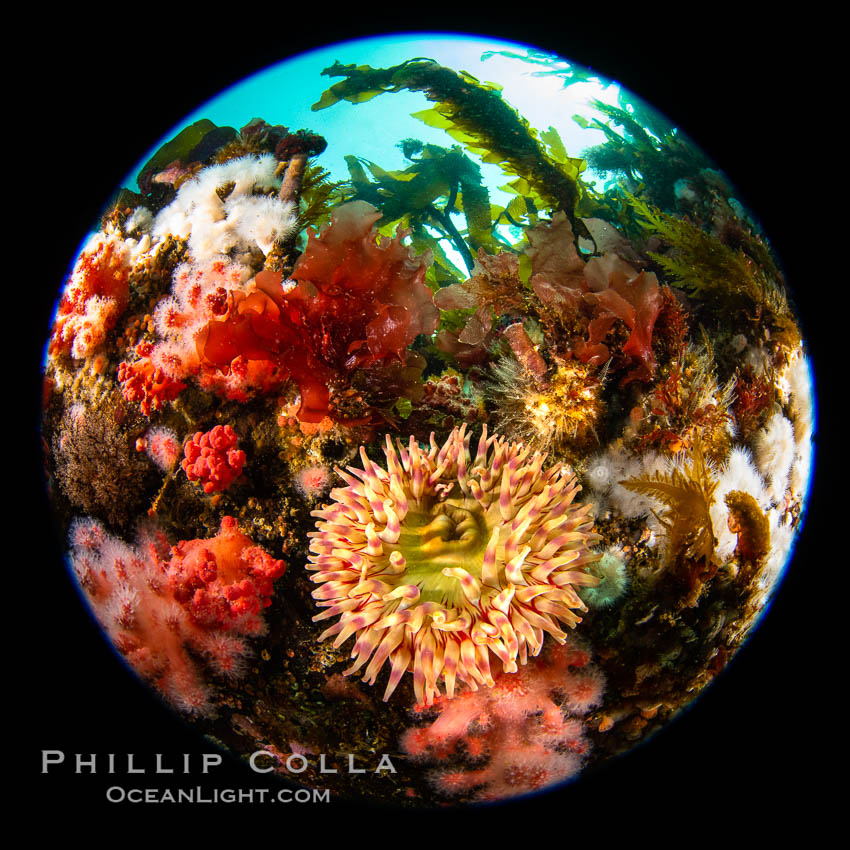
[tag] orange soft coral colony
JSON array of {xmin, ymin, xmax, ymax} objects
[
  {"xmin": 118, "ymin": 343, "xmax": 187, "ymax": 416},
  {"xmin": 306, "ymin": 425, "xmax": 601, "ymax": 707},
  {"xmin": 50, "ymin": 231, "xmax": 132, "ymax": 359},
  {"xmin": 168, "ymin": 515, "xmax": 286, "ymax": 632}
]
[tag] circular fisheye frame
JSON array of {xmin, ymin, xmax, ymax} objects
[{"xmin": 41, "ymin": 33, "xmax": 814, "ymax": 807}]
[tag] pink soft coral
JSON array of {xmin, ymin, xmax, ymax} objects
[
  {"xmin": 401, "ymin": 639, "xmax": 603, "ymax": 802},
  {"xmin": 69, "ymin": 516, "xmax": 285, "ymax": 713},
  {"xmin": 50, "ymin": 231, "xmax": 132, "ymax": 359},
  {"xmin": 139, "ymin": 425, "xmax": 182, "ymax": 471}
]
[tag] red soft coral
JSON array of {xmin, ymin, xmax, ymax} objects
[
  {"xmin": 401, "ymin": 639, "xmax": 603, "ymax": 802},
  {"xmin": 117, "ymin": 341, "xmax": 187, "ymax": 416},
  {"xmin": 181, "ymin": 425, "xmax": 246, "ymax": 494},
  {"xmin": 69, "ymin": 516, "xmax": 284, "ymax": 713},
  {"xmin": 167, "ymin": 516, "xmax": 286, "ymax": 633},
  {"xmin": 50, "ymin": 232, "xmax": 132, "ymax": 359}
]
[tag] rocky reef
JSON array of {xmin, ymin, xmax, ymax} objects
[{"xmin": 40, "ymin": 48, "xmax": 814, "ymax": 809}]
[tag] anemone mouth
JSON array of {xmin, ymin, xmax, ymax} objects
[
  {"xmin": 396, "ymin": 499, "xmax": 492, "ymax": 608},
  {"xmin": 306, "ymin": 424, "xmax": 601, "ymax": 706}
]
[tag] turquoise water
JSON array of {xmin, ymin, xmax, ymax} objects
[{"xmin": 121, "ymin": 34, "xmax": 622, "ymax": 203}]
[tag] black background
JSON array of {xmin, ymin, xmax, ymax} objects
[{"xmin": 20, "ymin": 7, "xmax": 831, "ymax": 834}]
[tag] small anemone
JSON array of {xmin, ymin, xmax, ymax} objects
[
  {"xmin": 578, "ymin": 550, "xmax": 629, "ymax": 608},
  {"xmin": 488, "ymin": 354, "xmax": 604, "ymax": 457}
]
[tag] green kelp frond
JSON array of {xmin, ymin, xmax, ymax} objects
[
  {"xmin": 577, "ymin": 98, "xmax": 661, "ymax": 153},
  {"xmin": 597, "ymin": 90, "xmax": 678, "ymax": 147},
  {"xmin": 313, "ymin": 59, "xmax": 585, "ymax": 217},
  {"xmin": 629, "ymin": 196, "xmax": 800, "ymax": 348},
  {"xmin": 409, "ymin": 227, "xmax": 468, "ymax": 289},
  {"xmin": 621, "ymin": 441, "xmax": 719, "ymax": 570},
  {"xmin": 576, "ymin": 95, "xmax": 709, "ymax": 212},
  {"xmin": 342, "ymin": 142, "xmax": 496, "ymax": 274},
  {"xmin": 136, "ymin": 119, "xmax": 229, "ymax": 190}
]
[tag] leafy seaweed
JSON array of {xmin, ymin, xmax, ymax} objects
[
  {"xmin": 296, "ymin": 163, "xmax": 348, "ymax": 233},
  {"xmin": 342, "ymin": 142, "xmax": 496, "ymax": 274},
  {"xmin": 629, "ymin": 195, "xmax": 800, "ymax": 347},
  {"xmin": 137, "ymin": 119, "xmax": 215, "ymax": 181},
  {"xmin": 621, "ymin": 441, "xmax": 719, "ymax": 570},
  {"xmin": 313, "ymin": 59, "xmax": 585, "ymax": 217}
]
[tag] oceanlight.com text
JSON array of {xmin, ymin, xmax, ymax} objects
[{"xmin": 105, "ymin": 786, "xmax": 330, "ymax": 804}]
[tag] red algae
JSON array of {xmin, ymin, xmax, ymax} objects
[{"xmin": 188, "ymin": 201, "xmax": 438, "ymax": 421}]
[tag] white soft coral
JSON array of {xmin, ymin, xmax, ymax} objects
[
  {"xmin": 152, "ymin": 154, "xmax": 296, "ymax": 262},
  {"xmin": 752, "ymin": 413, "xmax": 796, "ymax": 505}
]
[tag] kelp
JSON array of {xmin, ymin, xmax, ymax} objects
[
  {"xmin": 312, "ymin": 58, "xmax": 585, "ymax": 218},
  {"xmin": 480, "ymin": 46, "xmax": 609, "ymax": 89},
  {"xmin": 576, "ymin": 94, "xmax": 710, "ymax": 212},
  {"xmin": 629, "ymin": 195, "xmax": 800, "ymax": 348},
  {"xmin": 137, "ymin": 119, "xmax": 234, "ymax": 191},
  {"xmin": 342, "ymin": 141, "xmax": 495, "ymax": 274}
]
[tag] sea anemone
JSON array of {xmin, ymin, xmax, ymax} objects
[
  {"xmin": 579, "ymin": 549, "xmax": 629, "ymax": 608},
  {"xmin": 294, "ymin": 464, "xmax": 333, "ymax": 501},
  {"xmin": 306, "ymin": 425, "xmax": 601, "ymax": 707}
]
